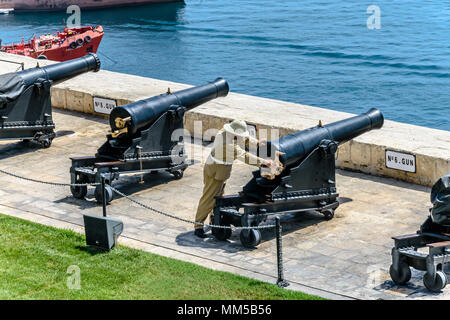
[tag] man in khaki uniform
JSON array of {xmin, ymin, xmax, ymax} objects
[{"xmin": 194, "ymin": 120, "xmax": 275, "ymax": 238}]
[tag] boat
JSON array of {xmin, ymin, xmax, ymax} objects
[
  {"xmin": 0, "ymin": 0, "xmax": 181, "ymax": 12},
  {"xmin": 0, "ymin": 26, "xmax": 104, "ymax": 62},
  {"xmin": 0, "ymin": 9, "xmax": 14, "ymax": 14}
]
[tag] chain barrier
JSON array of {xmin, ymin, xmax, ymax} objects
[
  {"xmin": 0, "ymin": 167, "xmax": 287, "ymax": 287},
  {"xmin": 0, "ymin": 168, "xmax": 99, "ymax": 187},
  {"xmin": 110, "ymin": 186, "xmax": 275, "ymax": 231},
  {"xmin": 0, "ymin": 167, "xmax": 274, "ymax": 230}
]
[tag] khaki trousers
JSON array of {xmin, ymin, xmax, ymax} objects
[{"xmin": 195, "ymin": 161, "xmax": 233, "ymax": 229}]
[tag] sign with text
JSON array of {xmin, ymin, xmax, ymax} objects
[
  {"xmin": 385, "ymin": 150, "xmax": 416, "ymax": 173},
  {"xmin": 93, "ymin": 97, "xmax": 116, "ymax": 115}
]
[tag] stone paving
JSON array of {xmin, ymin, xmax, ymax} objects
[{"xmin": 0, "ymin": 109, "xmax": 447, "ymax": 300}]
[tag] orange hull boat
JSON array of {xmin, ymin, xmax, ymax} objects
[{"xmin": 0, "ymin": 26, "xmax": 104, "ymax": 62}]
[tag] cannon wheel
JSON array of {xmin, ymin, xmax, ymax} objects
[
  {"xmin": 423, "ymin": 271, "xmax": 447, "ymax": 293},
  {"xmin": 212, "ymin": 223, "xmax": 232, "ymax": 241},
  {"xmin": 40, "ymin": 138, "xmax": 52, "ymax": 149},
  {"xmin": 322, "ymin": 209, "xmax": 334, "ymax": 221},
  {"xmin": 71, "ymin": 176, "xmax": 88, "ymax": 199},
  {"xmin": 171, "ymin": 169, "xmax": 184, "ymax": 180},
  {"xmin": 240, "ymin": 229, "xmax": 261, "ymax": 248},
  {"xmin": 94, "ymin": 184, "xmax": 113, "ymax": 205},
  {"xmin": 389, "ymin": 262, "xmax": 411, "ymax": 285}
]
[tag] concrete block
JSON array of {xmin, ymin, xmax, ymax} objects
[
  {"xmin": 65, "ymin": 89, "xmax": 87, "ymax": 113},
  {"xmin": 50, "ymin": 88, "xmax": 66, "ymax": 109}
]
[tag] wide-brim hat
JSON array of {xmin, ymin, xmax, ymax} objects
[{"xmin": 223, "ymin": 119, "xmax": 250, "ymax": 138}]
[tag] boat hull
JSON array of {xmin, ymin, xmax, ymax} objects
[
  {"xmin": 0, "ymin": 0, "xmax": 182, "ymax": 12},
  {"xmin": 1, "ymin": 26, "xmax": 104, "ymax": 62}
]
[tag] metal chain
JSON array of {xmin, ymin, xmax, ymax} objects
[
  {"xmin": 0, "ymin": 168, "xmax": 100, "ymax": 187},
  {"xmin": 0, "ymin": 167, "xmax": 275, "ymax": 231},
  {"xmin": 110, "ymin": 186, "xmax": 275, "ymax": 231}
]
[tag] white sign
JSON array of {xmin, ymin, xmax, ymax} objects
[
  {"xmin": 93, "ymin": 97, "xmax": 116, "ymax": 115},
  {"xmin": 386, "ymin": 150, "xmax": 416, "ymax": 173}
]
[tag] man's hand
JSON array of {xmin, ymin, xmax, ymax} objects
[{"xmin": 263, "ymin": 159, "xmax": 275, "ymax": 168}]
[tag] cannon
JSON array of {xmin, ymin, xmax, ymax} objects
[
  {"xmin": 212, "ymin": 108, "xmax": 384, "ymax": 247},
  {"xmin": 390, "ymin": 173, "xmax": 450, "ymax": 293},
  {"xmin": 0, "ymin": 53, "xmax": 101, "ymax": 147},
  {"xmin": 70, "ymin": 78, "xmax": 229, "ymax": 203}
]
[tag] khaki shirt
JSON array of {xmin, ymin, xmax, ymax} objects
[{"xmin": 208, "ymin": 129, "xmax": 265, "ymax": 168}]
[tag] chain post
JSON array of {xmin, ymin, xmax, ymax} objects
[
  {"xmin": 275, "ymin": 216, "xmax": 289, "ymax": 288},
  {"xmin": 101, "ymin": 176, "xmax": 107, "ymax": 217}
]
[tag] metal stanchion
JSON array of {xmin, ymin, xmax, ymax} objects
[
  {"xmin": 101, "ymin": 176, "xmax": 107, "ymax": 217},
  {"xmin": 275, "ymin": 216, "xmax": 289, "ymax": 288}
]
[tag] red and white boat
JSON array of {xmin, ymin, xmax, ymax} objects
[
  {"xmin": 0, "ymin": 26, "xmax": 104, "ymax": 62},
  {"xmin": 0, "ymin": 0, "xmax": 181, "ymax": 12}
]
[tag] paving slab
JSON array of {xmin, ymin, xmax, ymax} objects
[{"xmin": 0, "ymin": 108, "xmax": 445, "ymax": 300}]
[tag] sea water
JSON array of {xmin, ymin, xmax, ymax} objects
[{"xmin": 1, "ymin": 1, "xmax": 449, "ymax": 130}]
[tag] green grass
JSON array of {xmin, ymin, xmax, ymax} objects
[{"xmin": 0, "ymin": 214, "xmax": 322, "ymax": 300}]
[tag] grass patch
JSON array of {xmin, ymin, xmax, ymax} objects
[{"xmin": 0, "ymin": 214, "xmax": 323, "ymax": 300}]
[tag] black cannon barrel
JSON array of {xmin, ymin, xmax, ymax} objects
[
  {"xmin": 110, "ymin": 77, "xmax": 229, "ymax": 135},
  {"xmin": 271, "ymin": 108, "xmax": 384, "ymax": 167},
  {"xmin": 17, "ymin": 53, "xmax": 101, "ymax": 86}
]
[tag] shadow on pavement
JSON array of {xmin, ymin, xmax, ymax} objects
[
  {"xmin": 0, "ymin": 129, "xmax": 75, "ymax": 160},
  {"xmin": 175, "ymin": 210, "xmax": 333, "ymax": 253}
]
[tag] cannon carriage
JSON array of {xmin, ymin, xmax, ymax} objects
[
  {"xmin": 0, "ymin": 53, "xmax": 100, "ymax": 148},
  {"xmin": 390, "ymin": 174, "xmax": 450, "ymax": 292},
  {"xmin": 212, "ymin": 108, "xmax": 384, "ymax": 248},
  {"xmin": 70, "ymin": 78, "xmax": 229, "ymax": 203}
]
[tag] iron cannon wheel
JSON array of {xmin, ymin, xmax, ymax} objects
[
  {"xmin": 94, "ymin": 184, "xmax": 113, "ymax": 205},
  {"xmin": 71, "ymin": 176, "xmax": 88, "ymax": 199},
  {"xmin": 423, "ymin": 271, "xmax": 447, "ymax": 293},
  {"xmin": 40, "ymin": 138, "xmax": 53, "ymax": 148},
  {"xmin": 389, "ymin": 262, "xmax": 411, "ymax": 285},
  {"xmin": 240, "ymin": 229, "xmax": 261, "ymax": 248},
  {"xmin": 171, "ymin": 170, "xmax": 184, "ymax": 180},
  {"xmin": 322, "ymin": 209, "xmax": 335, "ymax": 221}
]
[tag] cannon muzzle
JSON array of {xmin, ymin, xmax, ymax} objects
[
  {"xmin": 109, "ymin": 77, "xmax": 229, "ymax": 137},
  {"xmin": 17, "ymin": 53, "xmax": 101, "ymax": 86},
  {"xmin": 270, "ymin": 108, "xmax": 384, "ymax": 167}
]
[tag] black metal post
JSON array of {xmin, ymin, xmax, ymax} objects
[
  {"xmin": 276, "ymin": 216, "xmax": 289, "ymax": 288},
  {"xmin": 101, "ymin": 176, "xmax": 107, "ymax": 217}
]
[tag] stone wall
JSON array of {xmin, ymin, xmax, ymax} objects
[{"xmin": 1, "ymin": 53, "xmax": 449, "ymax": 186}]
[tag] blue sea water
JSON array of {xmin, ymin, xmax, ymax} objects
[{"xmin": 1, "ymin": 1, "xmax": 449, "ymax": 130}]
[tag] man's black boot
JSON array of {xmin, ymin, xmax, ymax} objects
[{"xmin": 194, "ymin": 229, "xmax": 207, "ymax": 239}]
